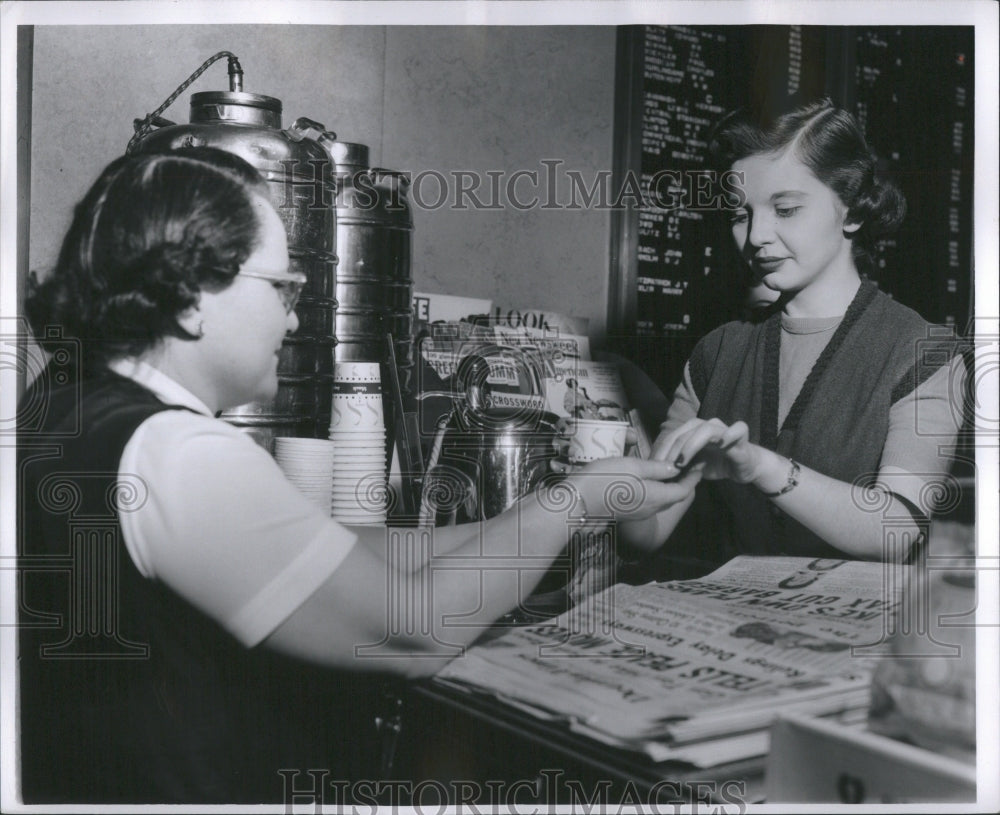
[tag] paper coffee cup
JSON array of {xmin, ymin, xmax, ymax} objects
[
  {"xmin": 330, "ymin": 387, "xmax": 384, "ymax": 430},
  {"xmin": 334, "ymin": 361, "xmax": 381, "ymax": 383},
  {"xmin": 566, "ymin": 418, "xmax": 629, "ymax": 463},
  {"xmin": 330, "ymin": 360, "xmax": 385, "ymax": 431}
]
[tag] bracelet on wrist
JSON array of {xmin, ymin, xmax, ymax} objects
[{"xmin": 761, "ymin": 458, "xmax": 800, "ymax": 498}]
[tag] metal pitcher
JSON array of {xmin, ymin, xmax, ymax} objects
[{"xmin": 418, "ymin": 349, "xmax": 559, "ymax": 525}]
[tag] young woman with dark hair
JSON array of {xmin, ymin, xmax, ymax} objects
[{"xmin": 617, "ymin": 99, "xmax": 967, "ymax": 566}]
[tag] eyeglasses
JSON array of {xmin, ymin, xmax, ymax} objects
[{"xmin": 238, "ymin": 269, "xmax": 308, "ymax": 314}]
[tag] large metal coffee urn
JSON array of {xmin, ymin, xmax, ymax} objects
[
  {"xmin": 130, "ymin": 54, "xmax": 339, "ymax": 448},
  {"xmin": 322, "ymin": 140, "xmax": 415, "ymax": 461}
]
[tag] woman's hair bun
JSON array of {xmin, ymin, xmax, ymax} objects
[{"xmin": 851, "ymin": 176, "xmax": 907, "ymax": 239}]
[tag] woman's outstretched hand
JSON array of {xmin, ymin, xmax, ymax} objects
[
  {"xmin": 650, "ymin": 418, "xmax": 765, "ymax": 484},
  {"xmin": 556, "ymin": 455, "xmax": 703, "ymax": 522}
]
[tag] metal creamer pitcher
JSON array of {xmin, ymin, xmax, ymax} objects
[{"xmin": 418, "ymin": 348, "xmax": 559, "ymax": 525}]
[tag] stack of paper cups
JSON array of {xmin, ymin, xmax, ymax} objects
[
  {"xmin": 328, "ymin": 362, "xmax": 388, "ymax": 524},
  {"xmin": 273, "ymin": 438, "xmax": 337, "ymax": 512}
]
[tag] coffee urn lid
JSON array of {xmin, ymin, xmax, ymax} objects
[
  {"xmin": 325, "ymin": 140, "xmax": 370, "ymax": 170},
  {"xmin": 190, "ymin": 91, "xmax": 283, "ymax": 127}
]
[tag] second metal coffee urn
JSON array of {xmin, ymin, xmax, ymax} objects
[{"xmin": 323, "ymin": 140, "xmax": 416, "ymax": 462}]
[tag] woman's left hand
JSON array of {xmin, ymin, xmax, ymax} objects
[{"xmin": 650, "ymin": 418, "xmax": 764, "ymax": 484}]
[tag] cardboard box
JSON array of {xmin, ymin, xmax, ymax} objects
[{"xmin": 765, "ymin": 713, "xmax": 976, "ymax": 803}]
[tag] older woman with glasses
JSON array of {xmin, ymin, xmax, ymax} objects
[{"xmin": 17, "ymin": 147, "xmax": 698, "ymax": 804}]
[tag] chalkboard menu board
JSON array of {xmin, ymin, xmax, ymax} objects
[
  {"xmin": 609, "ymin": 25, "xmax": 975, "ymax": 396},
  {"xmin": 850, "ymin": 27, "xmax": 975, "ymax": 330},
  {"xmin": 634, "ymin": 26, "xmax": 745, "ymax": 342}
]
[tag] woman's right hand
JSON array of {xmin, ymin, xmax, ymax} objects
[
  {"xmin": 561, "ymin": 456, "xmax": 703, "ymax": 522},
  {"xmin": 650, "ymin": 418, "xmax": 764, "ymax": 484}
]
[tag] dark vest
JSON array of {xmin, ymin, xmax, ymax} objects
[
  {"xmin": 17, "ymin": 367, "xmax": 383, "ymax": 803},
  {"xmin": 671, "ymin": 280, "xmax": 961, "ymax": 565}
]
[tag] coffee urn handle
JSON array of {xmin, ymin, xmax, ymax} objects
[
  {"xmin": 286, "ymin": 116, "xmax": 336, "ymax": 143},
  {"xmin": 127, "ymin": 51, "xmax": 243, "ymax": 154}
]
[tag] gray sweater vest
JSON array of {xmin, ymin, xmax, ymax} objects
[{"xmin": 678, "ymin": 279, "xmax": 962, "ymax": 562}]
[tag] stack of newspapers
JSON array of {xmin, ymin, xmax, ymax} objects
[{"xmin": 435, "ymin": 556, "xmax": 903, "ymax": 767}]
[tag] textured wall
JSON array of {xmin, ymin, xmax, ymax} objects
[
  {"xmin": 29, "ymin": 24, "xmax": 616, "ymax": 341},
  {"xmin": 383, "ymin": 27, "xmax": 616, "ymax": 338},
  {"xmin": 29, "ymin": 25, "xmax": 386, "ymax": 278}
]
